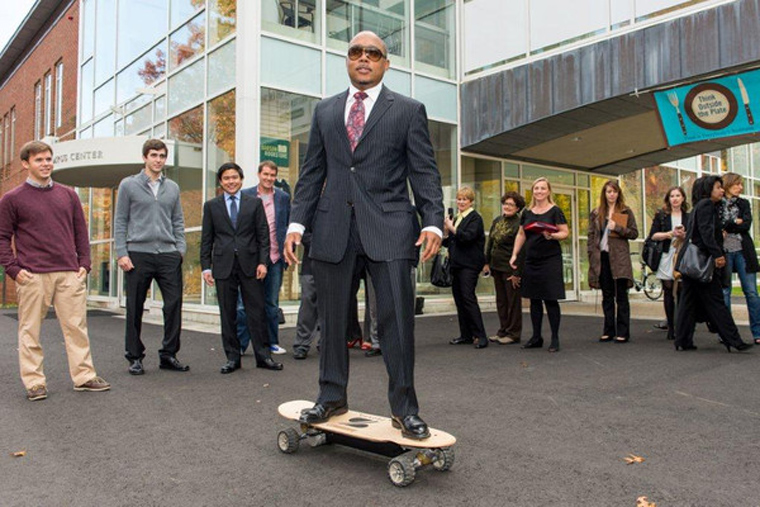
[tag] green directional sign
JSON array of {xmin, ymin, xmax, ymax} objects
[{"xmin": 260, "ymin": 137, "xmax": 290, "ymax": 167}]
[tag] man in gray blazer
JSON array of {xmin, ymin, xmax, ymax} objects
[{"xmin": 284, "ymin": 31, "xmax": 444, "ymax": 440}]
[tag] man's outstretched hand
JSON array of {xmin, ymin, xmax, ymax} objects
[
  {"xmin": 284, "ymin": 232, "xmax": 302, "ymax": 266},
  {"xmin": 416, "ymin": 231, "xmax": 441, "ymax": 263}
]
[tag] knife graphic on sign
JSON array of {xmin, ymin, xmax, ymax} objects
[{"xmin": 738, "ymin": 78, "xmax": 754, "ymax": 126}]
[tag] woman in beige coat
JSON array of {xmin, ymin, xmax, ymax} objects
[{"xmin": 588, "ymin": 180, "xmax": 639, "ymax": 342}]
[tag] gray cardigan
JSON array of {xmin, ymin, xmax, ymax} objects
[{"xmin": 114, "ymin": 170, "xmax": 186, "ymax": 258}]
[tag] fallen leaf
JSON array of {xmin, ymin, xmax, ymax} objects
[
  {"xmin": 624, "ymin": 454, "xmax": 645, "ymax": 465},
  {"xmin": 256, "ymin": 400, "xmax": 261, "ymax": 403},
  {"xmin": 11, "ymin": 450, "xmax": 26, "ymax": 458},
  {"xmin": 520, "ymin": 361, "xmax": 529, "ymax": 368},
  {"xmin": 636, "ymin": 495, "xmax": 656, "ymax": 507},
  {"xmin": 263, "ymin": 383, "xmax": 270, "ymax": 388},
  {"xmin": 210, "ymin": 348, "xmax": 215, "ymax": 351}
]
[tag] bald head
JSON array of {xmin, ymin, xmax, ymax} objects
[
  {"xmin": 350, "ymin": 31, "xmax": 387, "ymax": 56},
  {"xmin": 346, "ymin": 30, "xmax": 390, "ymax": 90}
]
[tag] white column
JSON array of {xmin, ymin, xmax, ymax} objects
[{"xmin": 236, "ymin": 0, "xmax": 261, "ymax": 187}]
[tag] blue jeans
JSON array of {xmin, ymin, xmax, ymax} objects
[
  {"xmin": 722, "ymin": 251, "xmax": 760, "ymax": 339},
  {"xmin": 238, "ymin": 259, "xmax": 284, "ymax": 351}
]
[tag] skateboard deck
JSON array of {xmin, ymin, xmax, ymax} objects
[{"xmin": 278, "ymin": 400, "xmax": 456, "ymax": 448}]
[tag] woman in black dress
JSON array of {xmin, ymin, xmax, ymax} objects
[
  {"xmin": 444, "ymin": 187, "xmax": 488, "ymax": 349},
  {"xmin": 510, "ymin": 177, "xmax": 569, "ymax": 352},
  {"xmin": 674, "ymin": 175, "xmax": 751, "ymax": 352}
]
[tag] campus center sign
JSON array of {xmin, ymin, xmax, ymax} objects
[{"xmin": 655, "ymin": 69, "xmax": 758, "ymax": 147}]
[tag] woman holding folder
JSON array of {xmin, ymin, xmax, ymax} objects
[
  {"xmin": 587, "ymin": 180, "xmax": 639, "ymax": 343},
  {"xmin": 510, "ymin": 177, "xmax": 569, "ymax": 352}
]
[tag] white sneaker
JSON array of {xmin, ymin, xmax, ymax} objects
[{"xmin": 270, "ymin": 344, "xmax": 287, "ymax": 355}]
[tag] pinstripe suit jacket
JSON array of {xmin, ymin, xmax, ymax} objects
[{"xmin": 291, "ymin": 85, "xmax": 444, "ymax": 263}]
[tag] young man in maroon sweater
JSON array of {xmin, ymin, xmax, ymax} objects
[{"xmin": 0, "ymin": 141, "xmax": 110, "ymax": 401}]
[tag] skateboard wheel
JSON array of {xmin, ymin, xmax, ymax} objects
[
  {"xmin": 432, "ymin": 447, "xmax": 455, "ymax": 471},
  {"xmin": 277, "ymin": 428, "xmax": 300, "ymax": 454},
  {"xmin": 387, "ymin": 454, "xmax": 416, "ymax": 487}
]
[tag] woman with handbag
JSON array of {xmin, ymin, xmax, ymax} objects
[
  {"xmin": 510, "ymin": 177, "xmax": 569, "ymax": 352},
  {"xmin": 720, "ymin": 172, "xmax": 760, "ymax": 345},
  {"xmin": 674, "ymin": 176, "xmax": 751, "ymax": 352},
  {"xmin": 587, "ymin": 180, "xmax": 639, "ymax": 343},
  {"xmin": 484, "ymin": 191, "xmax": 526, "ymax": 344},
  {"xmin": 648, "ymin": 186, "xmax": 690, "ymax": 341},
  {"xmin": 444, "ymin": 187, "xmax": 488, "ymax": 349}
]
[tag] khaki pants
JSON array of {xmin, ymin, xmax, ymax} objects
[{"xmin": 16, "ymin": 271, "xmax": 97, "ymax": 389}]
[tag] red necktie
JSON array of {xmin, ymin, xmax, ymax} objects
[{"xmin": 346, "ymin": 91, "xmax": 368, "ymax": 152}]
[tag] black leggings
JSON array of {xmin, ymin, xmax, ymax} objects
[
  {"xmin": 530, "ymin": 299, "xmax": 561, "ymax": 343},
  {"xmin": 661, "ymin": 279, "xmax": 679, "ymax": 340}
]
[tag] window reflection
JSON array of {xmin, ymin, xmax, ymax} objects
[
  {"xmin": 207, "ymin": 90, "xmax": 236, "ymax": 201},
  {"xmin": 80, "ymin": 60, "xmax": 94, "ymax": 123},
  {"xmin": 89, "ymin": 242, "xmax": 113, "ymax": 297},
  {"xmin": 117, "ymin": 42, "xmax": 166, "ymax": 105},
  {"xmin": 327, "ymin": 0, "xmax": 408, "ymax": 64},
  {"xmin": 183, "ymin": 231, "xmax": 202, "ymax": 303},
  {"xmin": 168, "ymin": 59, "xmax": 205, "ymax": 115},
  {"xmin": 91, "ymin": 188, "xmax": 114, "ymax": 240},
  {"xmin": 170, "ymin": 12, "xmax": 206, "ymax": 70},
  {"xmin": 262, "ymin": 0, "xmax": 319, "ymax": 43},
  {"xmin": 117, "ymin": 0, "xmax": 166, "ymax": 68},
  {"xmin": 167, "ymin": 105, "xmax": 204, "ymax": 228},
  {"xmin": 93, "ymin": 79, "xmax": 115, "ymax": 118},
  {"xmin": 208, "ymin": 40, "xmax": 236, "ymax": 97},
  {"xmin": 94, "ymin": 0, "xmax": 116, "ymax": 85},
  {"xmin": 209, "ymin": 0, "xmax": 237, "ymax": 45},
  {"xmin": 644, "ymin": 166, "xmax": 678, "ymax": 230},
  {"xmin": 415, "ymin": 0, "xmax": 455, "ymax": 78},
  {"xmin": 171, "ymin": 0, "xmax": 204, "ymax": 29}
]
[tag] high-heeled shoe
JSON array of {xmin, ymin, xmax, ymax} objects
[
  {"xmin": 674, "ymin": 344, "xmax": 698, "ymax": 351},
  {"xmin": 614, "ymin": 336, "xmax": 629, "ymax": 343},
  {"xmin": 724, "ymin": 341, "xmax": 752, "ymax": 353},
  {"xmin": 522, "ymin": 337, "xmax": 544, "ymax": 349},
  {"xmin": 599, "ymin": 335, "xmax": 612, "ymax": 342},
  {"xmin": 548, "ymin": 339, "xmax": 559, "ymax": 352}
]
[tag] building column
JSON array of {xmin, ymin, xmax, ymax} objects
[{"xmin": 236, "ymin": 0, "xmax": 261, "ymax": 186}]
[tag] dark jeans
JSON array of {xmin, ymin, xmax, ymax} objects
[
  {"xmin": 722, "ymin": 251, "xmax": 760, "ymax": 339},
  {"xmin": 451, "ymin": 267, "xmax": 486, "ymax": 341},
  {"xmin": 599, "ymin": 252, "xmax": 630, "ymax": 339},
  {"xmin": 492, "ymin": 269, "xmax": 522, "ymax": 340},
  {"xmin": 124, "ymin": 251, "xmax": 183, "ymax": 361},
  {"xmin": 238, "ymin": 259, "xmax": 284, "ymax": 351}
]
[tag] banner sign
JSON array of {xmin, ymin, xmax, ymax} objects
[
  {"xmin": 260, "ymin": 137, "xmax": 290, "ymax": 167},
  {"xmin": 654, "ymin": 68, "xmax": 758, "ymax": 146}
]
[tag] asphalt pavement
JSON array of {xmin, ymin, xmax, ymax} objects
[{"xmin": 1, "ymin": 307, "xmax": 759, "ymax": 506}]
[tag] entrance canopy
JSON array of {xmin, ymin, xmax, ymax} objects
[{"xmin": 460, "ymin": 0, "xmax": 760, "ymax": 175}]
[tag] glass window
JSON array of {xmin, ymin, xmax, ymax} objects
[
  {"xmin": 644, "ymin": 166, "xmax": 678, "ymax": 230},
  {"xmin": 620, "ymin": 170, "xmax": 643, "ymax": 234},
  {"xmin": 117, "ymin": 42, "xmax": 167, "ymax": 106},
  {"xmin": 93, "ymin": 79, "xmax": 115, "ymax": 118},
  {"xmin": 183, "ymin": 231, "xmax": 202, "ymax": 303},
  {"xmin": 44, "ymin": 73, "xmax": 53, "ymax": 135},
  {"xmin": 91, "ymin": 188, "xmax": 113, "ymax": 240},
  {"xmin": 529, "ymin": 0, "xmax": 607, "ymax": 53},
  {"xmin": 590, "ymin": 175, "xmax": 607, "ymax": 203},
  {"xmin": 385, "ymin": 68, "xmax": 411, "ymax": 96},
  {"xmin": 93, "ymin": 114, "xmax": 115, "ymax": 137},
  {"xmin": 730, "ymin": 145, "xmax": 750, "ymax": 176},
  {"xmin": 415, "ymin": 0, "xmax": 455, "ymax": 78},
  {"xmin": 168, "ymin": 58, "xmax": 205, "ymax": 116},
  {"xmin": 89, "ymin": 242, "xmax": 114, "ymax": 297},
  {"xmin": 125, "ymin": 104, "xmax": 153, "ymax": 135},
  {"xmin": 679, "ymin": 170, "xmax": 697, "ymax": 205},
  {"xmin": 504, "ymin": 162, "xmax": 519, "ymax": 179},
  {"xmin": 611, "ymin": 0, "xmax": 634, "ymax": 28},
  {"xmin": 578, "ymin": 188, "xmax": 591, "ymax": 236},
  {"xmin": 167, "ymin": 104, "xmax": 204, "ymax": 228},
  {"xmin": 82, "ymin": 0, "xmax": 96, "ymax": 59},
  {"xmin": 170, "ymin": 12, "xmax": 206, "ymax": 70},
  {"xmin": 209, "ymin": 0, "xmax": 237, "ymax": 45},
  {"xmin": 34, "ymin": 82, "xmax": 42, "ymax": 139},
  {"xmin": 262, "ymin": 0, "xmax": 319, "ymax": 43},
  {"xmin": 636, "ymin": 0, "xmax": 696, "ymax": 20},
  {"xmin": 752, "ymin": 144, "xmax": 760, "ymax": 179},
  {"xmin": 94, "ymin": 0, "xmax": 117, "ymax": 85},
  {"xmin": 461, "ymin": 156, "xmax": 501, "ymax": 227},
  {"xmin": 325, "ymin": 53, "xmax": 348, "ymax": 96},
  {"xmin": 10, "ymin": 108, "xmax": 15, "ymax": 159},
  {"xmin": 154, "ymin": 123, "xmax": 167, "ymax": 138},
  {"xmin": 171, "ymin": 0, "xmax": 205, "ymax": 29},
  {"xmin": 118, "ymin": 0, "xmax": 166, "ymax": 69},
  {"xmin": 414, "ymin": 76, "xmax": 456, "ymax": 123},
  {"xmin": 327, "ymin": 0, "xmax": 409, "ymax": 67},
  {"xmin": 577, "ymin": 174, "xmax": 589, "ymax": 187},
  {"xmin": 80, "ymin": 60, "xmax": 95, "ymax": 123},
  {"xmin": 55, "ymin": 62, "xmax": 64, "ymax": 128},
  {"xmin": 155, "ymin": 95, "xmax": 167, "ymax": 120},
  {"xmin": 463, "ymin": 0, "xmax": 525, "ymax": 74},
  {"xmin": 522, "ymin": 164, "xmax": 575, "ymax": 186},
  {"xmin": 260, "ymin": 37, "xmax": 321, "ymax": 96},
  {"xmin": 208, "ymin": 40, "xmax": 236, "ymax": 97},
  {"xmin": 429, "ymin": 121, "xmax": 457, "ymax": 210},
  {"xmin": 207, "ymin": 90, "xmax": 236, "ymax": 201}
]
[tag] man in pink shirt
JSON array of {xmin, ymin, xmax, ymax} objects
[{"xmin": 238, "ymin": 161, "xmax": 291, "ymax": 355}]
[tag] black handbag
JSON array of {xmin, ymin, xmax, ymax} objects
[
  {"xmin": 675, "ymin": 241, "xmax": 713, "ymax": 283},
  {"xmin": 430, "ymin": 252, "xmax": 453, "ymax": 288},
  {"xmin": 641, "ymin": 238, "xmax": 664, "ymax": 271}
]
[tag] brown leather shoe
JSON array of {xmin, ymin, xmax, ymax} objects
[
  {"xmin": 27, "ymin": 384, "xmax": 47, "ymax": 401},
  {"xmin": 74, "ymin": 376, "xmax": 111, "ymax": 392}
]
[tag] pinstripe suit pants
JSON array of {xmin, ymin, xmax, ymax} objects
[{"xmin": 312, "ymin": 216, "xmax": 419, "ymax": 417}]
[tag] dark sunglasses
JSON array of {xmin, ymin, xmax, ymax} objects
[{"xmin": 347, "ymin": 45, "xmax": 386, "ymax": 62}]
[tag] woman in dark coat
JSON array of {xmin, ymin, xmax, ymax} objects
[
  {"xmin": 674, "ymin": 175, "xmax": 751, "ymax": 352},
  {"xmin": 444, "ymin": 186, "xmax": 488, "ymax": 349},
  {"xmin": 510, "ymin": 177, "xmax": 569, "ymax": 352},
  {"xmin": 648, "ymin": 186, "xmax": 690, "ymax": 341},
  {"xmin": 720, "ymin": 172, "xmax": 760, "ymax": 344},
  {"xmin": 587, "ymin": 180, "xmax": 639, "ymax": 342},
  {"xmin": 484, "ymin": 191, "xmax": 526, "ymax": 344}
]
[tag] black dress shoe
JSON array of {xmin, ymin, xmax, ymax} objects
[
  {"xmin": 299, "ymin": 403, "xmax": 348, "ymax": 424},
  {"xmin": 522, "ymin": 337, "xmax": 544, "ymax": 349},
  {"xmin": 474, "ymin": 338, "xmax": 488, "ymax": 349},
  {"xmin": 365, "ymin": 348, "xmax": 382, "ymax": 357},
  {"xmin": 293, "ymin": 350, "xmax": 307, "ymax": 360},
  {"xmin": 391, "ymin": 414, "xmax": 431, "ymax": 440},
  {"xmin": 449, "ymin": 337, "xmax": 474, "ymax": 345},
  {"xmin": 256, "ymin": 358, "xmax": 283, "ymax": 370},
  {"xmin": 220, "ymin": 360, "xmax": 241, "ymax": 374},
  {"xmin": 128, "ymin": 359, "xmax": 144, "ymax": 376},
  {"xmin": 159, "ymin": 356, "xmax": 190, "ymax": 372}
]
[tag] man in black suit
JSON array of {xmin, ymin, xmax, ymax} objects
[
  {"xmin": 284, "ymin": 31, "xmax": 444, "ymax": 440},
  {"xmin": 200, "ymin": 163, "xmax": 283, "ymax": 374}
]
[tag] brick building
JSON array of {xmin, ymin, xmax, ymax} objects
[{"xmin": 0, "ymin": 0, "xmax": 79, "ymax": 304}]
